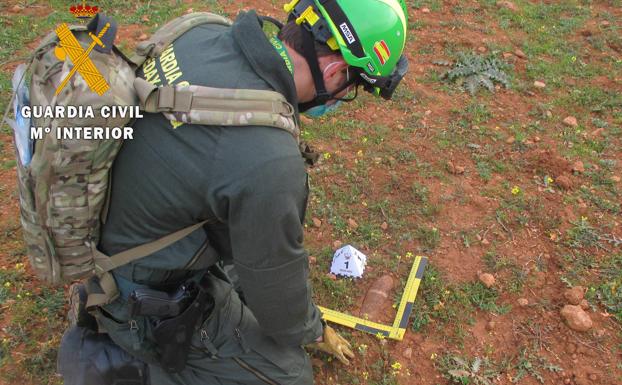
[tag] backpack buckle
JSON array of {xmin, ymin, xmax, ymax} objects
[
  {"xmin": 158, "ymin": 86, "xmax": 193, "ymax": 112},
  {"xmin": 280, "ymin": 101, "xmax": 295, "ymax": 117}
]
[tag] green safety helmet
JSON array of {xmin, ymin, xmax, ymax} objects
[{"xmin": 284, "ymin": 0, "xmax": 409, "ymax": 101}]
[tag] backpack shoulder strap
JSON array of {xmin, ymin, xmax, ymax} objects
[
  {"xmin": 129, "ymin": 12, "xmax": 300, "ymax": 140},
  {"xmin": 129, "ymin": 12, "xmax": 233, "ymax": 68},
  {"xmin": 134, "ymin": 77, "xmax": 300, "ymax": 141}
]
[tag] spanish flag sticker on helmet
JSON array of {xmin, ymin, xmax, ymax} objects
[{"xmin": 373, "ymin": 40, "xmax": 391, "ymax": 66}]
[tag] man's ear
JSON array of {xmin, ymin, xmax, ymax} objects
[{"xmin": 324, "ymin": 59, "xmax": 348, "ymax": 80}]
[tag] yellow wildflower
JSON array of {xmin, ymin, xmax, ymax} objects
[
  {"xmin": 391, "ymin": 362, "xmax": 402, "ymax": 371},
  {"xmin": 323, "ymin": 152, "xmax": 331, "ymax": 160},
  {"xmin": 511, "ymin": 186, "xmax": 521, "ymax": 195},
  {"xmin": 358, "ymin": 344, "xmax": 368, "ymax": 355}
]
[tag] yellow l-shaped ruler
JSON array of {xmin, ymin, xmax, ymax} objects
[{"xmin": 319, "ymin": 255, "xmax": 428, "ymax": 340}]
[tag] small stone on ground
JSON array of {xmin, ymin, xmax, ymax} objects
[
  {"xmin": 560, "ymin": 305, "xmax": 593, "ymax": 332},
  {"xmin": 564, "ymin": 286, "xmax": 585, "ymax": 305},
  {"xmin": 533, "ymin": 81, "xmax": 546, "ymax": 88},
  {"xmin": 479, "ymin": 273, "xmax": 495, "ymax": 288},
  {"xmin": 563, "ymin": 116, "xmax": 578, "ymax": 127},
  {"xmin": 497, "ymin": 1, "xmax": 518, "ymax": 12}
]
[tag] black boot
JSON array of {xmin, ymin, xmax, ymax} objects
[{"xmin": 67, "ymin": 282, "xmax": 98, "ymax": 330}]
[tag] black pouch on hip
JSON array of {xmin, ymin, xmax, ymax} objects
[
  {"xmin": 58, "ymin": 325, "xmax": 150, "ymax": 385},
  {"xmin": 152, "ymin": 286, "xmax": 214, "ymax": 373}
]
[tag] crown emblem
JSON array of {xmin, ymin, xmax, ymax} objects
[{"xmin": 69, "ymin": 1, "xmax": 99, "ymax": 19}]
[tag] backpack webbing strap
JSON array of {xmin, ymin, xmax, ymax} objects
[
  {"xmin": 129, "ymin": 12, "xmax": 233, "ymax": 68},
  {"xmin": 93, "ymin": 220, "xmax": 210, "ymax": 274},
  {"xmin": 86, "ymin": 220, "xmax": 210, "ymax": 309}
]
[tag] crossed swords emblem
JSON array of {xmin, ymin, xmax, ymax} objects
[{"xmin": 54, "ymin": 22, "xmax": 111, "ymax": 96}]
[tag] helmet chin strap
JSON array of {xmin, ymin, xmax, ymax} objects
[
  {"xmin": 297, "ymin": 27, "xmax": 360, "ymax": 112},
  {"xmin": 298, "ymin": 28, "xmax": 332, "ymax": 112}
]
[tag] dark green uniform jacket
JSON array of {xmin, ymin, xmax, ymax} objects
[{"xmin": 100, "ymin": 11, "xmax": 323, "ymax": 347}]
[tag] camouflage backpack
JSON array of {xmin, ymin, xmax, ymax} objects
[{"xmin": 10, "ymin": 13, "xmax": 300, "ymax": 298}]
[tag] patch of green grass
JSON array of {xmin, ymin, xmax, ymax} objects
[
  {"xmin": 389, "ymin": 86, "xmax": 418, "ymax": 112},
  {"xmin": 355, "ymin": 222, "xmax": 383, "ymax": 248},
  {"xmin": 414, "ymin": 226, "xmax": 440, "ymax": 251},
  {"xmin": 525, "ymin": 55, "xmax": 603, "ymax": 87},
  {"xmin": 0, "ymin": 263, "xmax": 65, "ymax": 384},
  {"xmin": 558, "ymin": 86, "xmax": 622, "ymax": 113},
  {"xmin": 309, "ymin": 247, "xmax": 357, "ymax": 310},
  {"xmin": 0, "ymin": 338, "xmax": 11, "ymax": 369},
  {"xmin": 317, "ymin": 274, "xmax": 356, "ymax": 308},
  {"xmin": 0, "ymin": 71, "xmax": 11, "ymax": 127},
  {"xmin": 493, "ymin": 1, "xmax": 594, "ymax": 89},
  {"xmin": 565, "ymin": 217, "xmax": 603, "ymax": 249},
  {"xmin": 437, "ymin": 355, "xmax": 500, "ymax": 385},
  {"xmin": 511, "ymin": 348, "xmax": 563, "ymax": 383},
  {"xmin": 579, "ymin": 186, "xmax": 620, "ymax": 214},
  {"xmin": 474, "ymin": 155, "xmax": 508, "ymax": 182},
  {"xmin": 462, "ymin": 102, "xmax": 493, "ymax": 126},
  {"xmin": 464, "ymin": 281, "xmax": 511, "ymax": 313},
  {"xmin": 410, "ymin": 0, "xmax": 442, "ymax": 12},
  {"xmin": 416, "ymin": 160, "xmax": 444, "ymax": 179},
  {"xmin": 103, "ymin": 0, "xmax": 225, "ymax": 27},
  {"xmin": 368, "ymin": 357, "xmax": 399, "ymax": 385},
  {"xmin": 585, "ymin": 253, "xmax": 622, "ymax": 323},
  {"xmin": 33, "ymin": 287, "xmax": 66, "ymax": 325},
  {"xmin": 451, "ymin": 5, "xmax": 480, "ymax": 16},
  {"xmin": 395, "ymin": 149, "xmax": 417, "ymax": 163},
  {"xmin": 411, "ymin": 265, "xmax": 510, "ymax": 337},
  {"xmin": 409, "ymin": 19, "xmax": 427, "ymax": 30},
  {"xmin": 1, "ymin": 160, "xmax": 16, "ymax": 170},
  {"xmin": 0, "ymin": 12, "xmax": 71, "ymax": 64},
  {"xmin": 21, "ymin": 342, "xmax": 59, "ymax": 383},
  {"xmin": 0, "ymin": 265, "xmax": 24, "ymax": 303},
  {"xmin": 482, "ymin": 252, "xmax": 528, "ymax": 294},
  {"xmin": 304, "ymin": 116, "xmax": 370, "ymax": 142},
  {"xmin": 410, "ymin": 265, "xmax": 448, "ymax": 331},
  {"xmin": 496, "ymin": 1, "xmax": 590, "ymax": 37},
  {"xmin": 475, "ymin": 161, "xmax": 493, "ymax": 181},
  {"xmin": 439, "ymin": 103, "xmax": 498, "ymax": 149},
  {"xmin": 483, "ymin": 251, "xmax": 514, "ymax": 271},
  {"xmin": 560, "ymin": 252, "xmax": 597, "ymax": 285}
]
